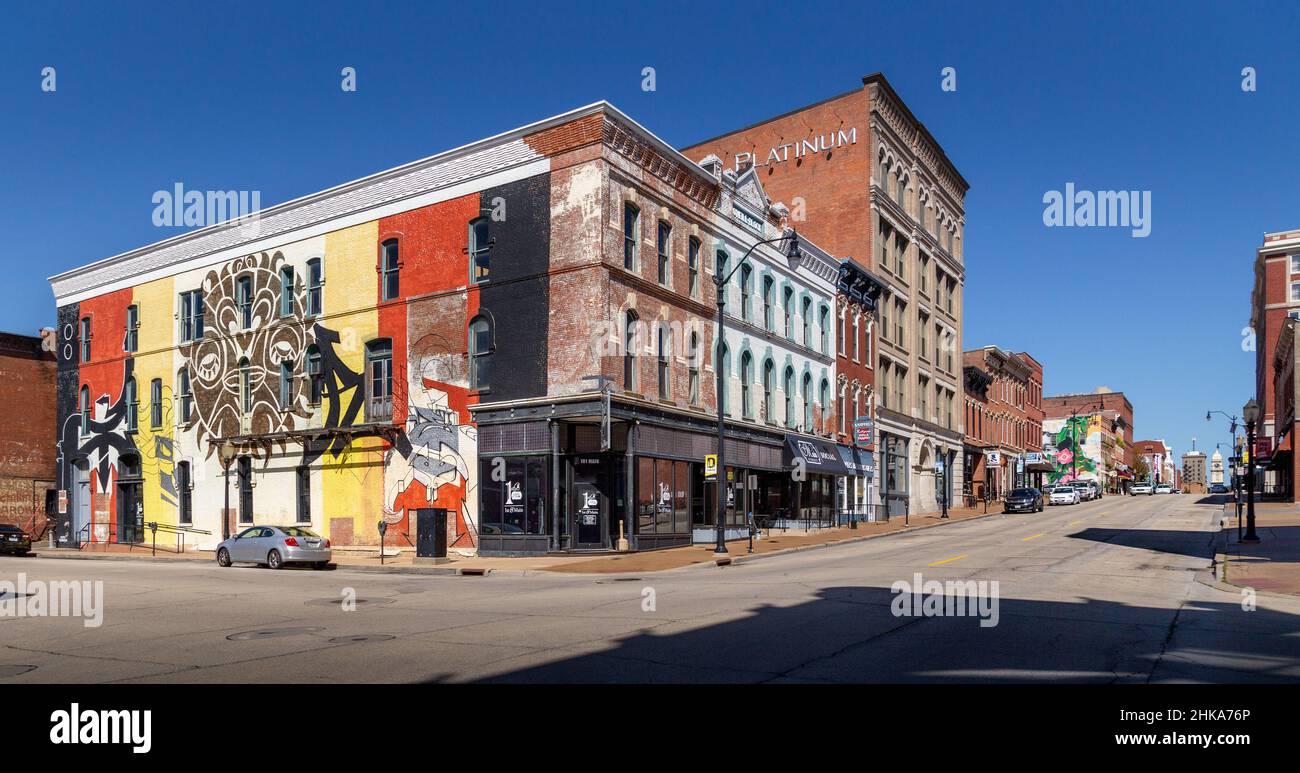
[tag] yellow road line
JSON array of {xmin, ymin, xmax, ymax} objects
[
  {"xmin": 927, "ymin": 554, "xmax": 966, "ymax": 567},
  {"xmin": 1021, "ymin": 533, "xmax": 1045, "ymax": 541},
  {"xmin": 1068, "ymin": 520, "xmax": 1084, "ymax": 526}
]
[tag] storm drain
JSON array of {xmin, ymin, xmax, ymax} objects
[
  {"xmin": 226, "ymin": 627, "xmax": 324, "ymax": 641},
  {"xmin": 0, "ymin": 665, "xmax": 36, "ymax": 678},
  {"xmin": 329, "ymin": 634, "xmax": 396, "ymax": 644}
]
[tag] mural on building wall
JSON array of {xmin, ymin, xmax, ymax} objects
[
  {"xmin": 183, "ymin": 251, "xmax": 311, "ymax": 460},
  {"xmin": 301, "ymin": 322, "xmax": 367, "ymax": 465},
  {"xmin": 1047, "ymin": 415, "xmax": 1098, "ymax": 484},
  {"xmin": 56, "ymin": 359, "xmax": 138, "ymax": 497}
]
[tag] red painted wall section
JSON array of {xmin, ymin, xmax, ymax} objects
[
  {"xmin": 77, "ymin": 287, "xmax": 134, "ymax": 540},
  {"xmin": 377, "ymin": 195, "xmax": 481, "ymax": 545}
]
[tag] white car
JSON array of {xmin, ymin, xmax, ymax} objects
[
  {"xmin": 1049, "ymin": 486, "xmax": 1081, "ymax": 505},
  {"xmin": 1131, "ymin": 483, "xmax": 1153, "ymax": 495},
  {"xmin": 1155, "ymin": 483, "xmax": 1173, "ymax": 494}
]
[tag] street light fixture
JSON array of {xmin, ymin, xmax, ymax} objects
[
  {"xmin": 217, "ymin": 440, "xmax": 237, "ymax": 540},
  {"xmin": 1207, "ymin": 409, "xmax": 1243, "ymax": 531},
  {"xmin": 1242, "ymin": 398, "xmax": 1261, "ymax": 543},
  {"xmin": 712, "ymin": 228, "xmax": 801, "ymax": 555}
]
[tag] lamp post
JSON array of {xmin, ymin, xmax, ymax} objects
[
  {"xmin": 1206, "ymin": 409, "xmax": 1242, "ymax": 529},
  {"xmin": 218, "ymin": 440, "xmax": 236, "ymax": 540},
  {"xmin": 1242, "ymin": 399, "xmax": 1261, "ymax": 543},
  {"xmin": 712, "ymin": 228, "xmax": 802, "ymax": 555}
]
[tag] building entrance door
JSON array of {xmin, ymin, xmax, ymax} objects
[
  {"xmin": 570, "ymin": 456, "xmax": 609, "ymax": 550},
  {"xmin": 118, "ymin": 480, "xmax": 144, "ymax": 543}
]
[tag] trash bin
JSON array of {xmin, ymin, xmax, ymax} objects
[{"xmin": 415, "ymin": 508, "xmax": 448, "ymax": 562}]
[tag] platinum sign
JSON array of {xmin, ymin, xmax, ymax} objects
[{"xmin": 735, "ymin": 127, "xmax": 857, "ymax": 168}]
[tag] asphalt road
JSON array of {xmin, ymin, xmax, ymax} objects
[{"xmin": 3, "ymin": 492, "xmax": 1299, "ymax": 683}]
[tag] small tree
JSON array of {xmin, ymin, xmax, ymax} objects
[{"xmin": 1133, "ymin": 456, "xmax": 1150, "ymax": 481}]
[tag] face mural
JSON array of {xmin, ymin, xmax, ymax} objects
[
  {"xmin": 183, "ymin": 251, "xmax": 311, "ymax": 458},
  {"xmin": 57, "ymin": 359, "xmax": 138, "ymax": 496}
]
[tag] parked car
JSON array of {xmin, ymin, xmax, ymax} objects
[
  {"xmin": 216, "ymin": 526, "xmax": 332, "ymax": 569},
  {"xmin": 1070, "ymin": 480, "xmax": 1100, "ymax": 501},
  {"xmin": 1155, "ymin": 483, "xmax": 1173, "ymax": 494},
  {"xmin": 1131, "ymin": 482, "xmax": 1153, "ymax": 495},
  {"xmin": 1049, "ymin": 486, "xmax": 1081, "ymax": 505},
  {"xmin": 1003, "ymin": 487, "xmax": 1044, "ymax": 513},
  {"xmin": 0, "ymin": 524, "xmax": 31, "ymax": 556},
  {"xmin": 1209, "ymin": 483, "xmax": 1231, "ymax": 494}
]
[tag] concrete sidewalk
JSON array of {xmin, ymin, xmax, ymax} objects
[
  {"xmin": 1219, "ymin": 500, "xmax": 1300, "ymax": 597},
  {"xmin": 21, "ymin": 503, "xmax": 1001, "ymax": 576}
]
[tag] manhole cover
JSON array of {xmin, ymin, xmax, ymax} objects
[
  {"xmin": 227, "ymin": 627, "xmax": 323, "ymax": 641},
  {"xmin": 0, "ymin": 665, "xmax": 36, "ymax": 678},
  {"xmin": 328, "ymin": 634, "xmax": 396, "ymax": 643}
]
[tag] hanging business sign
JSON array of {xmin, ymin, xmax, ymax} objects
[
  {"xmin": 854, "ymin": 416, "xmax": 873, "ymax": 446},
  {"xmin": 987, "ymin": 451, "xmax": 1002, "ymax": 467},
  {"xmin": 704, "ymin": 454, "xmax": 718, "ymax": 481}
]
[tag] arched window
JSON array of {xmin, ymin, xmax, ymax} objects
[
  {"xmin": 79, "ymin": 385, "xmax": 90, "ymax": 435},
  {"xmin": 306, "ymin": 346, "xmax": 323, "ymax": 405},
  {"xmin": 380, "ymin": 239, "xmax": 400, "ymax": 301},
  {"xmin": 469, "ymin": 316, "xmax": 493, "ymax": 391},
  {"xmin": 818, "ymin": 305, "xmax": 830, "ymax": 354},
  {"xmin": 782, "ymin": 287, "xmax": 794, "ymax": 338},
  {"xmin": 740, "ymin": 265, "xmax": 752, "ymax": 321},
  {"xmin": 801, "ymin": 297, "xmax": 812, "ymax": 347},
  {"xmin": 740, "ymin": 351, "xmax": 753, "ymax": 419},
  {"xmin": 469, "ymin": 217, "xmax": 491, "ymax": 284},
  {"xmin": 366, "ymin": 339, "xmax": 393, "ymax": 421},
  {"xmin": 820, "ymin": 378, "xmax": 831, "ymax": 432},
  {"xmin": 656, "ymin": 323, "xmax": 670, "ymax": 400},
  {"xmin": 802, "ymin": 372, "xmax": 813, "ymax": 430},
  {"xmin": 783, "ymin": 366, "xmax": 795, "ymax": 428},
  {"xmin": 718, "ymin": 343, "xmax": 730, "ymax": 416},
  {"xmin": 178, "ymin": 368, "xmax": 193, "ymax": 424},
  {"xmin": 687, "ymin": 237, "xmax": 701, "ymax": 296},
  {"xmin": 762, "ymin": 276, "xmax": 775, "ymax": 331},
  {"xmin": 238, "ymin": 358, "xmax": 251, "ymax": 415},
  {"xmin": 762, "ymin": 359, "xmax": 774, "ymax": 422},
  {"xmin": 623, "ymin": 310, "xmax": 638, "ymax": 391}
]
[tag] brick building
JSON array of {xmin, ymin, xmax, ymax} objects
[
  {"xmin": 832, "ymin": 258, "xmax": 886, "ymax": 516},
  {"xmin": 961, "ymin": 347, "xmax": 1046, "ymax": 500},
  {"xmin": 48, "ymin": 102, "xmax": 849, "ymax": 556},
  {"xmin": 0, "ymin": 330, "xmax": 57, "ymax": 534},
  {"xmin": 1250, "ymin": 227, "xmax": 1300, "ymax": 486},
  {"xmin": 1133, "ymin": 440, "xmax": 1175, "ymax": 486},
  {"xmin": 1269, "ymin": 315, "xmax": 1298, "ymax": 499},
  {"xmin": 1182, "ymin": 449, "xmax": 1207, "ymax": 494},
  {"xmin": 684, "ymin": 72, "xmax": 969, "ymax": 518}
]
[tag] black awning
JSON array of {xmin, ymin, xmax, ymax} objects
[{"xmin": 783, "ymin": 435, "xmax": 850, "ymax": 475}]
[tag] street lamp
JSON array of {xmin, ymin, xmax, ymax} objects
[
  {"xmin": 1242, "ymin": 399, "xmax": 1261, "ymax": 543},
  {"xmin": 217, "ymin": 440, "xmax": 237, "ymax": 540},
  {"xmin": 1207, "ymin": 409, "xmax": 1243, "ymax": 529},
  {"xmin": 712, "ymin": 228, "xmax": 802, "ymax": 555}
]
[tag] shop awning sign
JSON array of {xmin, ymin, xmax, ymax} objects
[
  {"xmin": 784, "ymin": 435, "xmax": 851, "ymax": 475},
  {"xmin": 704, "ymin": 454, "xmax": 718, "ymax": 481}
]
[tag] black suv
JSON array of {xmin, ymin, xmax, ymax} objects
[{"xmin": 0, "ymin": 524, "xmax": 31, "ymax": 556}]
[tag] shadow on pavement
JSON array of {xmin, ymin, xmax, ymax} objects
[
  {"xmin": 460, "ymin": 584, "xmax": 1300, "ymax": 684},
  {"xmin": 1066, "ymin": 527, "xmax": 1219, "ymax": 559}
]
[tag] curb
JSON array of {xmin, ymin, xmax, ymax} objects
[{"xmin": 29, "ymin": 550, "xmax": 210, "ymax": 565}]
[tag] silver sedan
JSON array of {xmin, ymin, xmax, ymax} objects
[{"xmin": 216, "ymin": 526, "xmax": 332, "ymax": 570}]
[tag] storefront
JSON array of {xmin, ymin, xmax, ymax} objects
[
  {"xmin": 837, "ymin": 444, "xmax": 876, "ymax": 522},
  {"xmin": 781, "ymin": 435, "xmax": 848, "ymax": 528},
  {"xmin": 471, "ymin": 396, "xmax": 790, "ymax": 555},
  {"xmin": 1022, "ymin": 451, "xmax": 1054, "ymax": 490},
  {"xmin": 880, "ymin": 431, "xmax": 910, "ymax": 518}
]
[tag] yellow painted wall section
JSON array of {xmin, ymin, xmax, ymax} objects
[
  {"xmin": 131, "ymin": 275, "xmax": 180, "ymax": 528},
  {"xmin": 320, "ymin": 221, "xmax": 384, "ymax": 544}
]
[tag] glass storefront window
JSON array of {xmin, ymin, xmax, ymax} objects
[
  {"xmin": 480, "ymin": 455, "xmax": 549, "ymax": 535},
  {"xmin": 636, "ymin": 457, "xmax": 693, "ymax": 535}
]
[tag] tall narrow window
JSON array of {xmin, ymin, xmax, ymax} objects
[
  {"xmin": 79, "ymin": 317, "xmax": 91, "ymax": 363},
  {"xmin": 718, "ymin": 343, "xmax": 730, "ymax": 416},
  {"xmin": 177, "ymin": 462, "xmax": 192, "ymax": 525},
  {"xmin": 657, "ymin": 220, "xmax": 671, "ymax": 285},
  {"xmin": 688, "ymin": 237, "xmax": 700, "ymax": 297},
  {"xmin": 125, "ymin": 377, "xmax": 138, "ymax": 432},
  {"xmin": 783, "ymin": 287, "xmax": 794, "ymax": 338},
  {"xmin": 238, "ymin": 358, "xmax": 251, "ymax": 414},
  {"xmin": 469, "ymin": 316, "xmax": 492, "ymax": 391},
  {"xmin": 366, "ymin": 340, "xmax": 393, "ymax": 421},
  {"xmin": 688, "ymin": 332, "xmax": 700, "ymax": 405},
  {"xmin": 784, "ymin": 367, "xmax": 795, "ymax": 428},
  {"xmin": 623, "ymin": 204, "xmax": 639, "ymax": 270},
  {"xmin": 381, "ymin": 239, "xmax": 400, "ymax": 301},
  {"xmin": 124, "ymin": 305, "xmax": 139, "ymax": 353},
  {"xmin": 763, "ymin": 360, "xmax": 774, "ymax": 422},
  {"xmin": 307, "ymin": 346, "xmax": 323, "ymax": 405},
  {"xmin": 623, "ymin": 311, "xmax": 638, "ymax": 391},
  {"xmin": 740, "ymin": 265, "xmax": 752, "ymax": 321},
  {"xmin": 820, "ymin": 379, "xmax": 830, "ymax": 432},
  {"xmin": 180, "ymin": 290, "xmax": 204, "ymax": 341},
  {"xmin": 79, "ymin": 386, "xmax": 90, "ymax": 435},
  {"xmin": 178, "ymin": 368, "xmax": 192, "ymax": 424},
  {"xmin": 656, "ymin": 324, "xmax": 670, "ymax": 400},
  {"xmin": 470, "ymin": 217, "xmax": 491, "ymax": 284},
  {"xmin": 237, "ymin": 276, "xmax": 253, "ymax": 329},
  {"xmin": 852, "ymin": 315, "xmax": 860, "ymax": 360},
  {"xmin": 801, "ymin": 297, "xmax": 812, "ymax": 348},
  {"xmin": 237, "ymin": 456, "xmax": 252, "ymax": 524},
  {"xmin": 150, "ymin": 378, "xmax": 162, "ymax": 429},
  {"xmin": 279, "ymin": 266, "xmax": 295, "ymax": 317},
  {"xmin": 802, "ymin": 373, "xmax": 813, "ymax": 430},
  {"xmin": 279, "ymin": 360, "xmax": 293, "ymax": 408},
  {"xmin": 763, "ymin": 276, "xmax": 775, "ymax": 331},
  {"xmin": 819, "ymin": 305, "xmax": 829, "ymax": 354},
  {"xmin": 296, "ymin": 466, "xmax": 311, "ymax": 523},
  {"xmin": 306, "ymin": 259, "xmax": 323, "ymax": 317},
  {"xmin": 740, "ymin": 352, "xmax": 753, "ymax": 418}
]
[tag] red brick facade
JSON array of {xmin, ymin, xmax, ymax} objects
[{"xmin": 0, "ymin": 331, "xmax": 57, "ymax": 533}]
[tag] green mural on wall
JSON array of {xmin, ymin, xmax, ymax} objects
[{"xmin": 1048, "ymin": 416, "xmax": 1097, "ymax": 484}]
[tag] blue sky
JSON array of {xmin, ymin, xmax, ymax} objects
[{"xmin": 2, "ymin": 0, "xmax": 1296, "ymax": 457}]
